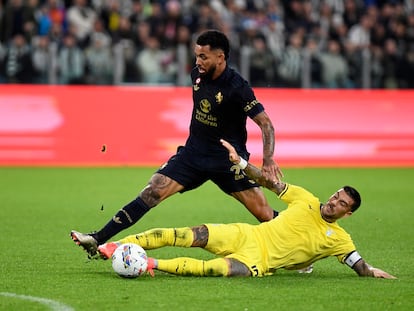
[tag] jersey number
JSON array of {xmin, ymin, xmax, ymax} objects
[
  {"xmin": 230, "ymin": 164, "xmax": 245, "ymax": 181},
  {"xmin": 250, "ymin": 265, "xmax": 259, "ymax": 277}
]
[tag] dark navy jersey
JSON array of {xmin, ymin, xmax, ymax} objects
[{"xmin": 186, "ymin": 66, "xmax": 265, "ymax": 158}]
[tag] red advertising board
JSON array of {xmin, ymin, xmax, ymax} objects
[{"xmin": 0, "ymin": 85, "xmax": 413, "ymax": 167}]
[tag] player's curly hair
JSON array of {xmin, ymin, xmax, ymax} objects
[
  {"xmin": 343, "ymin": 186, "xmax": 361, "ymax": 212},
  {"xmin": 196, "ymin": 30, "xmax": 230, "ymax": 60}
]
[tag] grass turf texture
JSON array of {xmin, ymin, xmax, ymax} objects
[{"xmin": 0, "ymin": 167, "xmax": 413, "ymax": 311}]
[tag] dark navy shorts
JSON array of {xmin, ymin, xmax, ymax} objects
[{"xmin": 157, "ymin": 146, "xmax": 259, "ymax": 194}]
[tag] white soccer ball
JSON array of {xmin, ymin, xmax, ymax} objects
[{"xmin": 111, "ymin": 243, "xmax": 148, "ymax": 278}]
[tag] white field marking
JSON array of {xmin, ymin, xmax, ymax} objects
[{"xmin": 0, "ymin": 292, "xmax": 75, "ymax": 311}]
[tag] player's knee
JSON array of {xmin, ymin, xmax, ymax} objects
[
  {"xmin": 236, "ymin": 188, "xmax": 274, "ymax": 222},
  {"xmin": 228, "ymin": 258, "xmax": 252, "ymax": 276},
  {"xmin": 191, "ymin": 225, "xmax": 209, "ymax": 247},
  {"xmin": 140, "ymin": 185, "xmax": 161, "ymax": 208},
  {"xmin": 250, "ymin": 202, "xmax": 274, "ymax": 222},
  {"xmin": 259, "ymin": 207, "xmax": 275, "ymax": 222},
  {"xmin": 140, "ymin": 174, "xmax": 166, "ymax": 207},
  {"xmin": 256, "ymin": 193, "xmax": 275, "ymax": 221},
  {"xmin": 140, "ymin": 173, "xmax": 181, "ymax": 208}
]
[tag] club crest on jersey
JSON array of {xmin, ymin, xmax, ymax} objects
[
  {"xmin": 200, "ymin": 99, "xmax": 211, "ymax": 113},
  {"xmin": 215, "ymin": 92, "xmax": 223, "ymax": 104},
  {"xmin": 326, "ymin": 228, "xmax": 334, "ymax": 237},
  {"xmin": 193, "ymin": 78, "xmax": 201, "ymax": 91}
]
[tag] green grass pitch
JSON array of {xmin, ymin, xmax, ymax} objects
[{"xmin": 0, "ymin": 167, "xmax": 413, "ymax": 311}]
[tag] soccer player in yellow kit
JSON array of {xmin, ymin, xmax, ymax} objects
[{"xmin": 98, "ymin": 140, "xmax": 396, "ymax": 279}]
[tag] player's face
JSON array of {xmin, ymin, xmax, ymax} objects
[
  {"xmin": 320, "ymin": 188, "xmax": 354, "ymax": 222},
  {"xmin": 194, "ymin": 44, "xmax": 224, "ymax": 79}
]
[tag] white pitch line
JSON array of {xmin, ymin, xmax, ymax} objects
[{"xmin": 0, "ymin": 292, "xmax": 75, "ymax": 311}]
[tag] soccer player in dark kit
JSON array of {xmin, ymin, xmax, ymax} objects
[{"xmin": 71, "ymin": 29, "xmax": 283, "ymax": 259}]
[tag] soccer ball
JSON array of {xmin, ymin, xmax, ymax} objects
[{"xmin": 111, "ymin": 243, "xmax": 148, "ymax": 278}]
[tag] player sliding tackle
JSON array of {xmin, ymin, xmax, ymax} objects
[{"xmin": 98, "ymin": 139, "xmax": 396, "ymax": 278}]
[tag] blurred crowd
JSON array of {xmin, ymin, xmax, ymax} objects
[{"xmin": 0, "ymin": 0, "xmax": 413, "ymax": 88}]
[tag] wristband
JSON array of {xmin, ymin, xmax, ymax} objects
[
  {"xmin": 345, "ymin": 251, "xmax": 362, "ymax": 268},
  {"xmin": 238, "ymin": 157, "xmax": 248, "ymax": 169}
]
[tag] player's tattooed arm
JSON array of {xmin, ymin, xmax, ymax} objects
[
  {"xmin": 220, "ymin": 138, "xmax": 285, "ymax": 194},
  {"xmin": 252, "ymin": 111, "xmax": 275, "ymax": 160},
  {"xmin": 352, "ymin": 258, "xmax": 374, "ymax": 276},
  {"xmin": 244, "ymin": 163, "xmax": 286, "ymax": 195},
  {"xmin": 251, "ymin": 112, "xmax": 283, "ymax": 182},
  {"xmin": 352, "ymin": 258, "xmax": 397, "ymax": 279}
]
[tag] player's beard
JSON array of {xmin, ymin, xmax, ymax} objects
[{"xmin": 199, "ymin": 64, "xmax": 216, "ymax": 80}]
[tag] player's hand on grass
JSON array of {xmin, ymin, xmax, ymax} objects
[
  {"xmin": 220, "ymin": 139, "xmax": 241, "ymax": 164},
  {"xmin": 371, "ymin": 267, "xmax": 397, "ymax": 279}
]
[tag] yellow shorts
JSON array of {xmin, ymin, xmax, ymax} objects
[{"xmin": 205, "ymin": 223, "xmax": 266, "ymax": 277}]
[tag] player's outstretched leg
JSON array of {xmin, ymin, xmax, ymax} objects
[
  {"xmin": 97, "ymin": 227, "xmax": 195, "ymax": 259},
  {"xmin": 120, "ymin": 227, "xmax": 194, "ymax": 249}
]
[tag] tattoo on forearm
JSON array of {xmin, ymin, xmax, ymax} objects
[
  {"xmin": 353, "ymin": 259, "xmax": 374, "ymax": 277},
  {"xmin": 254, "ymin": 113, "xmax": 275, "ymax": 159},
  {"xmin": 262, "ymin": 122, "xmax": 275, "ymax": 158},
  {"xmin": 244, "ymin": 164, "xmax": 285, "ymax": 194}
]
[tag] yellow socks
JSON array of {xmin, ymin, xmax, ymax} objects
[
  {"xmin": 157, "ymin": 257, "xmax": 229, "ymax": 276},
  {"xmin": 118, "ymin": 227, "xmax": 194, "ymax": 250},
  {"xmin": 117, "ymin": 227, "xmax": 230, "ymax": 276}
]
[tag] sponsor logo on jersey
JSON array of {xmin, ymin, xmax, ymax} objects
[{"xmin": 200, "ymin": 99, "xmax": 211, "ymax": 113}]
